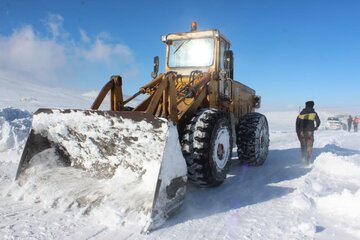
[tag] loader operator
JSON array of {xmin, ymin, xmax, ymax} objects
[{"xmin": 296, "ymin": 101, "xmax": 321, "ymax": 164}]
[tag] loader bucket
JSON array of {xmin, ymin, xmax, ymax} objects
[{"xmin": 15, "ymin": 108, "xmax": 187, "ymax": 232}]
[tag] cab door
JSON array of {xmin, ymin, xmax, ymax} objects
[{"xmin": 218, "ymin": 39, "xmax": 232, "ymax": 101}]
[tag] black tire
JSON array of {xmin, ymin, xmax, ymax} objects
[
  {"xmin": 237, "ymin": 112, "xmax": 269, "ymax": 166},
  {"xmin": 181, "ymin": 109, "xmax": 232, "ymax": 187}
]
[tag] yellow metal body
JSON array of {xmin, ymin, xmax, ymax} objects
[
  {"xmin": 15, "ymin": 26, "xmax": 263, "ymax": 233},
  {"xmin": 91, "ymin": 28, "xmax": 259, "ymax": 131}
]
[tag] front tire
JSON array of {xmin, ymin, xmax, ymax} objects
[
  {"xmin": 181, "ymin": 109, "xmax": 232, "ymax": 187},
  {"xmin": 237, "ymin": 112, "xmax": 269, "ymax": 166}
]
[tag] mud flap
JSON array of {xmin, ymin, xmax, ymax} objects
[{"xmin": 15, "ymin": 108, "xmax": 187, "ymax": 232}]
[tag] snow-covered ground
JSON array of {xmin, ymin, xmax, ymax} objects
[{"xmin": 1, "ymin": 86, "xmax": 360, "ymax": 239}]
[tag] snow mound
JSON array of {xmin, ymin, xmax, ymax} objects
[
  {"xmin": 0, "ymin": 108, "xmax": 31, "ymax": 155},
  {"xmin": 31, "ymin": 110, "xmax": 170, "ymax": 178},
  {"xmin": 313, "ymin": 152, "xmax": 360, "ymax": 183},
  {"xmin": 316, "ymin": 189, "xmax": 360, "ymax": 220},
  {"xmin": 298, "ymin": 151, "xmax": 360, "ymax": 237},
  {"xmin": 8, "ymin": 109, "xmax": 187, "ymax": 232}
]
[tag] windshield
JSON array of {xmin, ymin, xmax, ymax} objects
[{"xmin": 168, "ymin": 38, "xmax": 215, "ymax": 68}]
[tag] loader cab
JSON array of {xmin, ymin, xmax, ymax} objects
[{"xmin": 162, "ymin": 29, "xmax": 232, "ymax": 77}]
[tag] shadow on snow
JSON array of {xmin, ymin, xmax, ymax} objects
[
  {"xmin": 163, "ymin": 143, "xmax": 360, "ymax": 229},
  {"xmin": 313, "ymin": 143, "xmax": 360, "ymax": 159}
]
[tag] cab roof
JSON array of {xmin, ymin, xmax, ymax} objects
[{"xmin": 162, "ymin": 29, "xmax": 231, "ymax": 46}]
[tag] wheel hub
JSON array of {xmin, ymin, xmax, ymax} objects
[
  {"xmin": 213, "ymin": 128, "xmax": 230, "ymax": 170},
  {"xmin": 217, "ymin": 144, "xmax": 224, "ymax": 160}
]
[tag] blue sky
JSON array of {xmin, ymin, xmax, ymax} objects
[{"xmin": 1, "ymin": 0, "xmax": 359, "ymax": 112}]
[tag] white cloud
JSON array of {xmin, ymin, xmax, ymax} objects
[
  {"xmin": 113, "ymin": 44, "xmax": 133, "ymax": 61},
  {"xmin": 81, "ymin": 38, "xmax": 134, "ymax": 63},
  {"xmin": 44, "ymin": 13, "xmax": 68, "ymax": 40},
  {"xmin": 97, "ymin": 31, "xmax": 110, "ymax": 41},
  {"xmin": 82, "ymin": 38, "xmax": 110, "ymax": 62},
  {"xmin": 81, "ymin": 90, "xmax": 99, "ymax": 98},
  {"xmin": 79, "ymin": 28, "xmax": 90, "ymax": 43},
  {"xmin": 0, "ymin": 14, "xmax": 138, "ymax": 87},
  {"xmin": 0, "ymin": 25, "xmax": 67, "ymax": 83},
  {"xmin": 122, "ymin": 66, "xmax": 140, "ymax": 79}
]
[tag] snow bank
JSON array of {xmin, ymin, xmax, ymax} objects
[
  {"xmin": 264, "ymin": 110, "xmax": 344, "ymax": 132},
  {"xmin": 299, "ymin": 151, "xmax": 360, "ymax": 237},
  {"xmin": 2, "ymin": 106, "xmax": 360, "ymax": 239},
  {"xmin": 0, "ymin": 108, "xmax": 31, "ymax": 157},
  {"xmin": 265, "ymin": 111, "xmax": 298, "ymax": 132},
  {"xmin": 0, "ymin": 77, "xmax": 92, "ymax": 112},
  {"xmin": 7, "ymin": 109, "xmax": 187, "ymax": 232},
  {"xmin": 316, "ymin": 189, "xmax": 360, "ymax": 220},
  {"xmin": 31, "ymin": 110, "xmax": 170, "ymax": 177},
  {"xmin": 313, "ymin": 153, "xmax": 360, "ymax": 183}
]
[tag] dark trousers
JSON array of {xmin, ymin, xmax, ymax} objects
[
  {"xmin": 297, "ymin": 131, "xmax": 314, "ymax": 163},
  {"xmin": 348, "ymin": 122, "xmax": 352, "ymax": 132},
  {"xmin": 354, "ymin": 123, "xmax": 358, "ymax": 132}
]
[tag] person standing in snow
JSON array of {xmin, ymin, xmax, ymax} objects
[
  {"xmin": 347, "ymin": 115, "xmax": 353, "ymax": 132},
  {"xmin": 296, "ymin": 101, "xmax": 321, "ymax": 164},
  {"xmin": 354, "ymin": 116, "xmax": 359, "ymax": 132}
]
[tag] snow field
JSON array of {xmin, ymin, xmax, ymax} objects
[{"xmin": 0, "ymin": 107, "xmax": 360, "ymax": 239}]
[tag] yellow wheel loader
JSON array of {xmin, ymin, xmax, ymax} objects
[{"xmin": 16, "ymin": 22, "xmax": 269, "ymax": 232}]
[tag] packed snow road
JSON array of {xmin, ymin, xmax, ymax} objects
[{"xmin": 1, "ymin": 109, "xmax": 360, "ymax": 239}]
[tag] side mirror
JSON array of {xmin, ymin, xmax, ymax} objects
[
  {"xmin": 223, "ymin": 50, "xmax": 234, "ymax": 79},
  {"xmin": 254, "ymin": 95, "xmax": 261, "ymax": 109},
  {"xmin": 151, "ymin": 56, "xmax": 159, "ymax": 79}
]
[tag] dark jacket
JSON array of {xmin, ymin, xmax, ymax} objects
[{"xmin": 296, "ymin": 107, "xmax": 321, "ymax": 132}]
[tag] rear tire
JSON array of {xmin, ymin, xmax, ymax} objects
[
  {"xmin": 181, "ymin": 109, "xmax": 232, "ymax": 187},
  {"xmin": 237, "ymin": 112, "xmax": 269, "ymax": 166}
]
